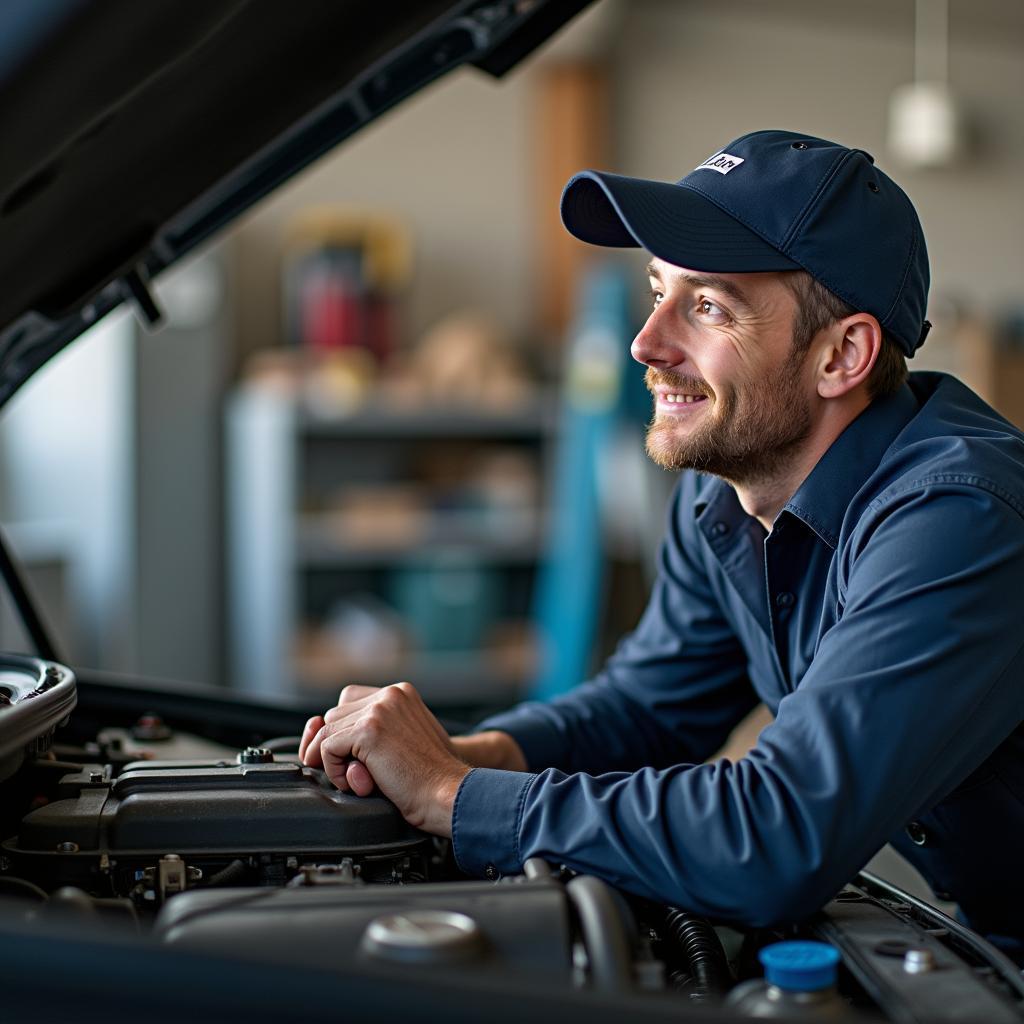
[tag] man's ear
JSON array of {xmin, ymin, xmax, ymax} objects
[{"xmin": 815, "ymin": 314, "xmax": 882, "ymax": 399}]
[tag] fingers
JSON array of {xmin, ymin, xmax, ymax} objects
[
  {"xmin": 325, "ymin": 687, "xmax": 379, "ymax": 724},
  {"xmin": 332, "ymin": 760, "xmax": 353, "ymax": 793},
  {"xmin": 337, "ymin": 683, "xmax": 380, "ymax": 706},
  {"xmin": 392, "ymin": 681, "xmax": 452, "ymax": 748},
  {"xmin": 299, "ymin": 715, "xmax": 325, "ymax": 763},
  {"xmin": 304, "ymin": 682, "xmax": 447, "ymax": 800},
  {"xmin": 302, "ymin": 722, "xmax": 326, "ymax": 770},
  {"xmin": 346, "ymin": 759, "xmax": 375, "ymax": 796},
  {"xmin": 324, "ymin": 682, "xmax": 451, "ymax": 752},
  {"xmin": 301, "ymin": 717, "xmax": 371, "ymax": 795},
  {"xmin": 321, "ymin": 724, "xmax": 358, "ymax": 786}
]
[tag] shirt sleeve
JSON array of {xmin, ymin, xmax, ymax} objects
[
  {"xmin": 453, "ymin": 480, "xmax": 1024, "ymax": 925},
  {"xmin": 473, "ymin": 474, "xmax": 759, "ymax": 774}
]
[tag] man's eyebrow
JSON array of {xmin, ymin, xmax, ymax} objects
[{"xmin": 645, "ymin": 263, "xmax": 757, "ymax": 313}]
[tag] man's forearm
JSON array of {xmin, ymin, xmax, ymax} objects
[{"xmin": 452, "ymin": 730, "xmax": 528, "ymax": 772}]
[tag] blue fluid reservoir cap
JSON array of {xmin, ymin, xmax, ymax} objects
[{"xmin": 759, "ymin": 941, "xmax": 840, "ymax": 991}]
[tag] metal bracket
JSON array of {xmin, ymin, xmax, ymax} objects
[
  {"xmin": 157, "ymin": 854, "xmax": 187, "ymax": 901},
  {"xmin": 120, "ymin": 265, "xmax": 164, "ymax": 331}
]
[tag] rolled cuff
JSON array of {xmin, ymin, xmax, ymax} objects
[{"xmin": 451, "ymin": 767, "xmax": 537, "ymax": 878}]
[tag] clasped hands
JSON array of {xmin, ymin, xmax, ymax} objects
[
  {"xmin": 299, "ymin": 682, "xmax": 468, "ymax": 838},
  {"xmin": 299, "ymin": 682, "xmax": 528, "ymax": 838}
]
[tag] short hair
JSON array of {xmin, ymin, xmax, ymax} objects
[{"xmin": 783, "ymin": 271, "xmax": 908, "ymax": 400}]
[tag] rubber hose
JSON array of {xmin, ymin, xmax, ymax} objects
[
  {"xmin": 523, "ymin": 858, "xmax": 552, "ymax": 880},
  {"xmin": 565, "ymin": 875, "xmax": 635, "ymax": 993},
  {"xmin": 0, "ymin": 875, "xmax": 48, "ymax": 901},
  {"xmin": 663, "ymin": 908, "xmax": 732, "ymax": 1000},
  {"xmin": 204, "ymin": 859, "xmax": 248, "ymax": 887}
]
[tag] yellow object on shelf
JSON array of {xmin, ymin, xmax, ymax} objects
[
  {"xmin": 283, "ymin": 205, "xmax": 413, "ymax": 362},
  {"xmin": 285, "ymin": 205, "xmax": 413, "ymax": 292}
]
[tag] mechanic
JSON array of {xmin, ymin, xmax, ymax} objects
[{"xmin": 300, "ymin": 130, "xmax": 1024, "ymax": 957}]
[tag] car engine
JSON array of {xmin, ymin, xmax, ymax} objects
[
  {"xmin": 7, "ymin": 752, "xmax": 434, "ymax": 899},
  {"xmin": 2, "ymin": 654, "xmax": 1024, "ymax": 1022}
]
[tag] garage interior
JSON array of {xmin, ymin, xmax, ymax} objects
[
  {"xmin": 0, "ymin": 0, "xmax": 1020, "ymax": 902},
  {"xmin": 2, "ymin": 0, "xmax": 1024, "ymax": 1011}
]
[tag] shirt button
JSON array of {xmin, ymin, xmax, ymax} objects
[
  {"xmin": 484, "ymin": 863, "xmax": 498, "ymax": 880},
  {"xmin": 775, "ymin": 591, "xmax": 795, "ymax": 609},
  {"xmin": 711, "ymin": 521, "xmax": 729, "ymax": 538},
  {"xmin": 905, "ymin": 821, "xmax": 928, "ymax": 846}
]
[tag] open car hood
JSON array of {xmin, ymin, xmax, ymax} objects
[{"xmin": 0, "ymin": 0, "xmax": 592, "ymax": 410}]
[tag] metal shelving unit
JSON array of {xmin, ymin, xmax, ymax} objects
[{"xmin": 227, "ymin": 382, "xmax": 553, "ymax": 708}]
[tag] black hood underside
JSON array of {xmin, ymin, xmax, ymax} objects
[{"xmin": 0, "ymin": 0, "xmax": 591, "ymax": 409}]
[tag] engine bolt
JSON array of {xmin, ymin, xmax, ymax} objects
[
  {"xmin": 904, "ymin": 948, "xmax": 936, "ymax": 974},
  {"xmin": 239, "ymin": 746, "xmax": 274, "ymax": 764}
]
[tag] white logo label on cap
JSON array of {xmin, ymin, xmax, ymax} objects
[{"xmin": 695, "ymin": 151, "xmax": 745, "ymax": 175}]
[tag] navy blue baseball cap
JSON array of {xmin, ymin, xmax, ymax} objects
[{"xmin": 560, "ymin": 129, "xmax": 931, "ymax": 356}]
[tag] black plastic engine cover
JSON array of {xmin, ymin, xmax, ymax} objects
[
  {"xmin": 8, "ymin": 760, "xmax": 425, "ymax": 857},
  {"xmin": 156, "ymin": 877, "xmax": 574, "ymax": 982}
]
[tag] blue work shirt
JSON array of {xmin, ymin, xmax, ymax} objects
[{"xmin": 452, "ymin": 372, "xmax": 1024, "ymax": 947}]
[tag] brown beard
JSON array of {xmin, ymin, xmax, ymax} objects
[{"xmin": 644, "ymin": 348, "xmax": 813, "ymax": 486}]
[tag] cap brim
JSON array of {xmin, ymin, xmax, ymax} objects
[{"xmin": 560, "ymin": 171, "xmax": 800, "ymax": 273}]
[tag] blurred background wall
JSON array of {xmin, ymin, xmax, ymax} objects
[
  {"xmin": 232, "ymin": 0, "xmax": 1023, "ymax": 363},
  {"xmin": 612, "ymin": 0, "xmax": 1024, "ymax": 316}
]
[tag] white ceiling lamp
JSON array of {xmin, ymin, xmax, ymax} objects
[{"xmin": 888, "ymin": 0, "xmax": 965, "ymax": 168}]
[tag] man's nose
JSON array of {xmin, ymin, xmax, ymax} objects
[{"xmin": 630, "ymin": 307, "xmax": 688, "ymax": 370}]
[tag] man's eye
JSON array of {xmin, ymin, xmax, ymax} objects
[
  {"xmin": 698, "ymin": 298, "xmax": 727, "ymax": 319},
  {"xmin": 651, "ymin": 291, "xmax": 663, "ymax": 308}
]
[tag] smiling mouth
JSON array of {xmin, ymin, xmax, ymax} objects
[
  {"xmin": 659, "ymin": 393, "xmax": 707, "ymax": 405},
  {"xmin": 647, "ymin": 370, "xmax": 713, "ymax": 413},
  {"xmin": 655, "ymin": 391, "xmax": 710, "ymax": 414}
]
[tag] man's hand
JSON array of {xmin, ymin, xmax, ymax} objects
[{"xmin": 299, "ymin": 682, "xmax": 469, "ymax": 837}]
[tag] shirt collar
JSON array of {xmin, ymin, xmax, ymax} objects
[
  {"xmin": 783, "ymin": 383, "xmax": 919, "ymax": 548},
  {"xmin": 693, "ymin": 383, "xmax": 920, "ymax": 549}
]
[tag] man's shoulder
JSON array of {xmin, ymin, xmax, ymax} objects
[
  {"xmin": 903, "ymin": 371, "xmax": 1024, "ymax": 441},
  {"xmin": 857, "ymin": 371, "xmax": 1024, "ymax": 521}
]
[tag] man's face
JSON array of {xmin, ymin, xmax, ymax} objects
[{"xmin": 634, "ymin": 258, "xmax": 814, "ymax": 485}]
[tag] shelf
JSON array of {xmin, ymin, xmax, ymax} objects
[
  {"xmin": 297, "ymin": 397, "xmax": 556, "ymax": 439},
  {"xmin": 297, "ymin": 543, "xmax": 541, "ymax": 569},
  {"xmin": 227, "ymin": 384, "xmax": 551, "ymax": 707},
  {"xmin": 296, "ymin": 514, "xmax": 542, "ymax": 568}
]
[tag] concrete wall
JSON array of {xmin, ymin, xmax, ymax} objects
[
  {"xmin": 610, "ymin": 0, "xmax": 1024, "ymax": 319},
  {"xmin": 229, "ymin": 0, "xmax": 1024, "ymax": 362}
]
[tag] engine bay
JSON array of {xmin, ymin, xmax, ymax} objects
[
  {"xmin": 7, "ymin": 753, "xmax": 432, "ymax": 902},
  {"xmin": 2, "ymin": 654, "xmax": 1024, "ymax": 1022}
]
